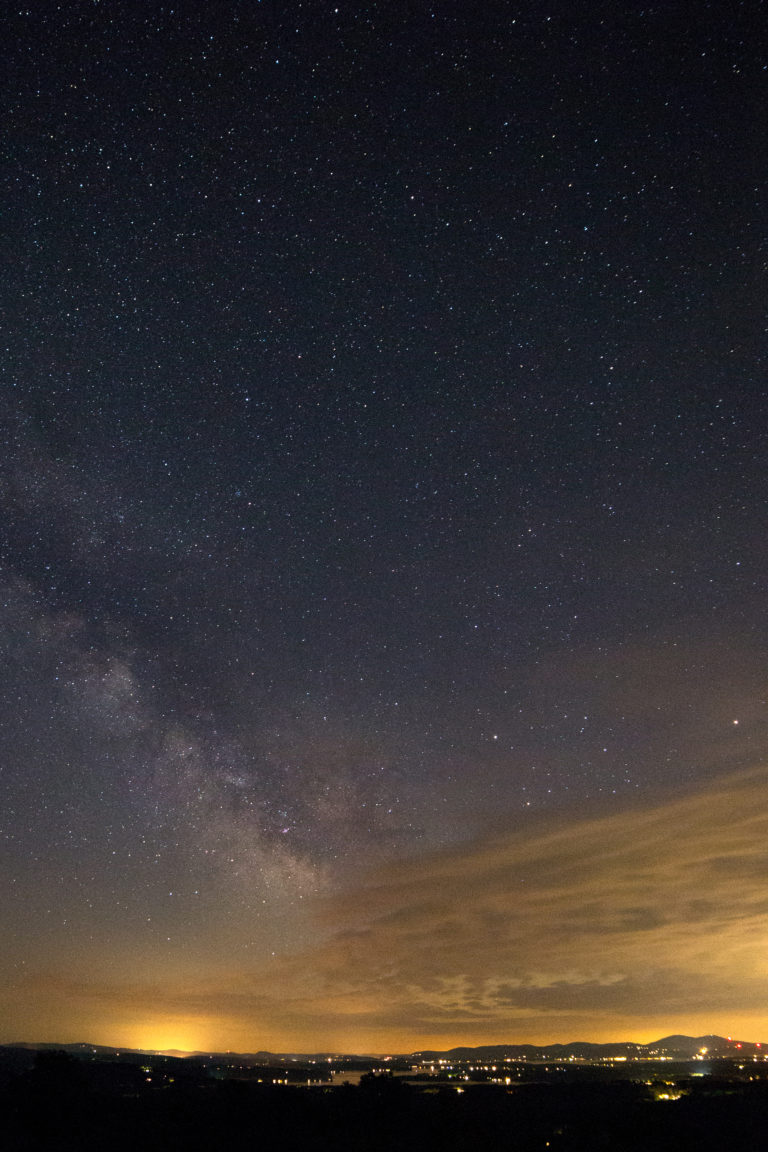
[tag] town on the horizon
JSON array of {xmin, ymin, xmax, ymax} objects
[{"xmin": 6, "ymin": 1029, "xmax": 768, "ymax": 1150}]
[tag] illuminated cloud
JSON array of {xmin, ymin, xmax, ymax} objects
[
  {"xmin": 297, "ymin": 766, "xmax": 768, "ymax": 1044},
  {"xmin": 6, "ymin": 768, "xmax": 768, "ymax": 1052}
]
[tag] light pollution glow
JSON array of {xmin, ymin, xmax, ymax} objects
[{"xmin": 4, "ymin": 766, "xmax": 768, "ymax": 1053}]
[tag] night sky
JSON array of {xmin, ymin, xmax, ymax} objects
[{"xmin": 2, "ymin": 0, "xmax": 766, "ymax": 1054}]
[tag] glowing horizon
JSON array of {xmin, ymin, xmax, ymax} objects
[{"xmin": 6, "ymin": 768, "xmax": 768, "ymax": 1057}]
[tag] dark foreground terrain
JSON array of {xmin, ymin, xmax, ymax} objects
[{"xmin": 3, "ymin": 1049, "xmax": 768, "ymax": 1151}]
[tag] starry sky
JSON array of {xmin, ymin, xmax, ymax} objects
[{"xmin": 1, "ymin": 0, "xmax": 765, "ymax": 1054}]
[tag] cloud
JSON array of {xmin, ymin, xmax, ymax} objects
[
  {"xmin": 266, "ymin": 766, "xmax": 768, "ymax": 1043},
  {"xmin": 7, "ymin": 767, "xmax": 768, "ymax": 1051}
]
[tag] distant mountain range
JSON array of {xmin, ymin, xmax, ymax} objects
[
  {"xmin": 411, "ymin": 1035, "xmax": 764, "ymax": 1061},
  {"xmin": 2, "ymin": 1034, "xmax": 764, "ymax": 1064}
]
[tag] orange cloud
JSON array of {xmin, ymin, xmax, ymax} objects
[{"xmin": 5, "ymin": 768, "xmax": 768, "ymax": 1052}]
